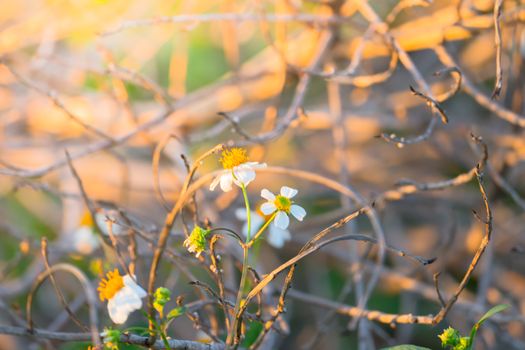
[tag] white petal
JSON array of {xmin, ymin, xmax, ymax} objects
[
  {"xmin": 107, "ymin": 286, "xmax": 143, "ymax": 324},
  {"xmin": 95, "ymin": 211, "xmax": 124, "ymax": 236},
  {"xmin": 290, "ymin": 205, "xmax": 306, "ymax": 221},
  {"xmin": 242, "ymin": 215, "xmax": 264, "ymax": 237},
  {"xmin": 280, "ymin": 186, "xmax": 298, "ymax": 198},
  {"xmin": 209, "ymin": 174, "xmax": 221, "ymax": 191},
  {"xmin": 233, "ymin": 168, "xmax": 255, "ymax": 186},
  {"xmin": 235, "ymin": 208, "xmax": 247, "ymax": 220},
  {"xmin": 219, "ymin": 173, "xmax": 233, "ymax": 192},
  {"xmin": 267, "ymin": 226, "xmax": 291, "ymax": 248},
  {"xmin": 260, "ymin": 189, "xmax": 275, "ymax": 201},
  {"xmin": 274, "ymin": 211, "xmax": 290, "ymax": 230},
  {"xmin": 110, "ymin": 222, "xmax": 125, "ymax": 236},
  {"xmin": 72, "ymin": 226, "xmax": 99, "ymax": 255},
  {"xmin": 260, "ymin": 202, "xmax": 277, "ymax": 215},
  {"xmin": 123, "ymin": 275, "xmax": 147, "ymax": 298},
  {"xmin": 244, "ymin": 162, "xmax": 267, "ymax": 169},
  {"xmin": 94, "ymin": 212, "xmax": 108, "ymax": 234},
  {"xmin": 249, "ymin": 214, "xmax": 265, "ymax": 235}
]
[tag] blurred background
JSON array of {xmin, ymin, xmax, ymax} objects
[{"xmin": 1, "ymin": 0, "xmax": 525, "ymax": 349}]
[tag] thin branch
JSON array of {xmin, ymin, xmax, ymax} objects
[
  {"xmin": 147, "ymin": 144, "xmax": 225, "ymax": 341},
  {"xmin": 432, "ymin": 167, "xmax": 493, "ymax": 324},
  {"xmin": 492, "ymin": 0, "xmax": 504, "ymax": 99},
  {"xmin": 435, "ymin": 46, "xmax": 525, "ymax": 127},
  {"xmin": 0, "ymin": 326, "xmax": 225, "ymax": 350},
  {"xmin": 24, "ymin": 263, "xmax": 100, "ymax": 347},
  {"xmin": 2, "ymin": 61, "xmax": 115, "ymax": 142},
  {"xmin": 287, "ymin": 289, "xmax": 434, "ymax": 325},
  {"xmin": 38, "ymin": 238, "xmax": 88, "ymax": 332},
  {"xmin": 103, "ymin": 13, "xmax": 353, "ymax": 36}
]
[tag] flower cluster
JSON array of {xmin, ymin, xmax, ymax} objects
[
  {"xmin": 203, "ymin": 148, "xmax": 306, "ymax": 252},
  {"xmin": 99, "ymin": 147, "xmax": 309, "ymax": 327}
]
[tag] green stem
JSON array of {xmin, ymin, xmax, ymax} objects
[
  {"xmin": 241, "ymin": 183, "xmax": 252, "ymax": 241},
  {"xmin": 228, "ymin": 181, "xmax": 252, "ymax": 346},
  {"xmin": 247, "ymin": 213, "xmax": 276, "ymax": 247}
]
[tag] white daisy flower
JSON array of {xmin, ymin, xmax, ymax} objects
[
  {"xmin": 260, "ymin": 186, "xmax": 307, "ymax": 230},
  {"xmin": 72, "ymin": 226, "xmax": 100, "ymax": 255},
  {"xmin": 98, "ymin": 269, "xmax": 147, "ymax": 324},
  {"xmin": 209, "ymin": 148, "xmax": 266, "ymax": 192},
  {"xmin": 235, "ymin": 208, "xmax": 291, "ymax": 248},
  {"xmin": 71, "ymin": 211, "xmax": 100, "ymax": 254}
]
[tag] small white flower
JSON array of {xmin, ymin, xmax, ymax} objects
[
  {"xmin": 98, "ymin": 269, "xmax": 147, "ymax": 324},
  {"xmin": 72, "ymin": 226, "xmax": 100, "ymax": 255},
  {"xmin": 209, "ymin": 148, "xmax": 266, "ymax": 192},
  {"xmin": 235, "ymin": 208, "xmax": 291, "ymax": 248},
  {"xmin": 260, "ymin": 186, "xmax": 306, "ymax": 230}
]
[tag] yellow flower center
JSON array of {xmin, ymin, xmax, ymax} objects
[
  {"xmin": 79, "ymin": 210, "xmax": 94, "ymax": 227},
  {"xmin": 274, "ymin": 195, "xmax": 291, "ymax": 213},
  {"xmin": 98, "ymin": 269, "xmax": 124, "ymax": 301},
  {"xmin": 220, "ymin": 148, "xmax": 249, "ymax": 169}
]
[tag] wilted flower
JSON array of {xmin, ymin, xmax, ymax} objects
[
  {"xmin": 98, "ymin": 269, "xmax": 147, "ymax": 324},
  {"xmin": 209, "ymin": 148, "xmax": 266, "ymax": 192},
  {"xmin": 183, "ymin": 226, "xmax": 211, "ymax": 258},
  {"xmin": 235, "ymin": 207, "xmax": 291, "ymax": 248},
  {"xmin": 260, "ymin": 186, "xmax": 306, "ymax": 230}
]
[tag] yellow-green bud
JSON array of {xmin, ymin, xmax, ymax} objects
[
  {"xmin": 183, "ymin": 226, "xmax": 211, "ymax": 258},
  {"xmin": 102, "ymin": 328, "xmax": 121, "ymax": 350},
  {"xmin": 154, "ymin": 287, "xmax": 171, "ymax": 316},
  {"xmin": 438, "ymin": 327, "xmax": 461, "ymax": 348}
]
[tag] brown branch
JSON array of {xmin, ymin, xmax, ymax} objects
[
  {"xmin": 2, "ymin": 61, "xmax": 115, "ymax": 142},
  {"xmin": 432, "ymin": 167, "xmax": 493, "ymax": 325},
  {"xmin": 492, "ymin": 0, "xmax": 504, "ymax": 99},
  {"xmin": 249, "ymin": 265, "xmax": 296, "ymax": 350},
  {"xmin": 147, "ymin": 144, "xmax": 225, "ymax": 341},
  {"xmin": 0, "ymin": 325, "xmax": 225, "ymax": 350},
  {"xmin": 287, "ymin": 289, "xmax": 434, "ymax": 325},
  {"xmin": 24, "ymin": 263, "xmax": 101, "ymax": 347},
  {"xmin": 38, "ymin": 238, "xmax": 88, "ymax": 332},
  {"xmin": 102, "ymin": 13, "xmax": 353, "ymax": 36},
  {"xmin": 235, "ymin": 227, "xmax": 434, "ymax": 337},
  {"xmin": 435, "ymin": 46, "xmax": 525, "ymax": 127}
]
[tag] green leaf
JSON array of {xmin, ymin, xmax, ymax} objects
[
  {"xmin": 476, "ymin": 304, "xmax": 509, "ymax": 326},
  {"xmin": 381, "ymin": 346, "xmax": 432, "ymax": 350},
  {"xmin": 167, "ymin": 306, "xmax": 187, "ymax": 320},
  {"xmin": 468, "ymin": 304, "xmax": 509, "ymax": 350},
  {"xmin": 241, "ymin": 321, "xmax": 263, "ymax": 347}
]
